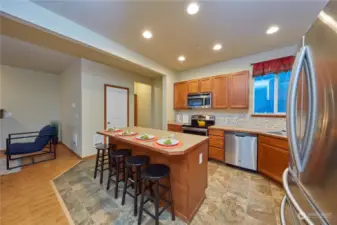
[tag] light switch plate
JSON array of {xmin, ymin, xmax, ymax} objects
[
  {"xmin": 93, "ymin": 134, "xmax": 103, "ymax": 147},
  {"xmin": 199, "ymin": 153, "xmax": 203, "ymax": 164}
]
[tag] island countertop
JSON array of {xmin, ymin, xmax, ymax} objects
[
  {"xmin": 98, "ymin": 126, "xmax": 209, "ymax": 222},
  {"xmin": 98, "ymin": 126, "xmax": 209, "ymax": 156}
]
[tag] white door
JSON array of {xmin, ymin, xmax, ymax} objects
[{"xmin": 106, "ymin": 86, "xmax": 128, "ymax": 129}]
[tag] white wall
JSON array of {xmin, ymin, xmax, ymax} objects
[
  {"xmin": 162, "ymin": 74, "xmax": 176, "ymax": 129},
  {"xmin": 60, "ymin": 60, "xmax": 82, "ymax": 156},
  {"xmin": 1, "ymin": 1, "xmax": 183, "ymax": 130},
  {"xmin": 81, "ymin": 59, "xmax": 155, "ymax": 157},
  {"xmin": 134, "ymin": 82, "xmax": 152, "ymax": 128},
  {"xmin": 0, "ymin": 65, "xmax": 60, "ymax": 149},
  {"xmin": 0, "ymin": 68, "xmax": 3, "ymax": 149},
  {"xmin": 152, "ymin": 77, "xmax": 163, "ymax": 129}
]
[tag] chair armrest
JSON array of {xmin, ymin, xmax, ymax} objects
[
  {"xmin": 8, "ymin": 135, "xmax": 39, "ymax": 140},
  {"xmin": 9, "ymin": 131, "xmax": 39, "ymax": 138},
  {"xmin": 8, "ymin": 134, "xmax": 55, "ymax": 140}
]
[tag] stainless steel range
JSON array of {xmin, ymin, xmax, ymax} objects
[{"xmin": 182, "ymin": 115, "xmax": 215, "ymax": 136}]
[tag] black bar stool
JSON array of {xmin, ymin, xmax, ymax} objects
[
  {"xmin": 138, "ymin": 164, "xmax": 175, "ymax": 225},
  {"xmin": 107, "ymin": 149, "xmax": 132, "ymax": 199},
  {"xmin": 94, "ymin": 143, "xmax": 116, "ymax": 184},
  {"xmin": 121, "ymin": 155, "xmax": 150, "ymax": 216}
]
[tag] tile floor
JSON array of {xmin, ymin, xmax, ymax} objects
[
  {"xmin": 192, "ymin": 161, "xmax": 284, "ymax": 225},
  {"xmin": 53, "ymin": 159, "xmax": 284, "ymax": 225}
]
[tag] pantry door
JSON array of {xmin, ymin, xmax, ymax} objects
[{"xmin": 104, "ymin": 84, "xmax": 129, "ymax": 129}]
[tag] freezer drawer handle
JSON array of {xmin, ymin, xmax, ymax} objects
[
  {"xmin": 282, "ymin": 168, "xmax": 314, "ymax": 225},
  {"xmin": 280, "ymin": 196, "xmax": 287, "ymax": 225}
]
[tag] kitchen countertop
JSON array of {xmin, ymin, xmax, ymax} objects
[
  {"xmin": 167, "ymin": 121, "xmax": 186, "ymax": 126},
  {"xmin": 98, "ymin": 126, "xmax": 209, "ymax": 156},
  {"xmin": 209, "ymin": 125, "xmax": 288, "ymax": 139}
]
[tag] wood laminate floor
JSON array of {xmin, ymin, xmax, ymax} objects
[{"xmin": 0, "ymin": 145, "xmax": 80, "ymax": 225}]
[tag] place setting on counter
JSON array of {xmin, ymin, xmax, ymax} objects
[
  {"xmin": 153, "ymin": 134, "xmax": 183, "ymax": 149},
  {"xmin": 104, "ymin": 127, "xmax": 183, "ymax": 149}
]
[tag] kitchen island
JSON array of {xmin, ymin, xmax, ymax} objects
[{"xmin": 97, "ymin": 127, "xmax": 209, "ymax": 223}]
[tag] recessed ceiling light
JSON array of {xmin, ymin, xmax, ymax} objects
[
  {"xmin": 178, "ymin": 55, "xmax": 186, "ymax": 62},
  {"xmin": 142, "ymin": 30, "xmax": 153, "ymax": 39},
  {"xmin": 213, "ymin": 44, "xmax": 222, "ymax": 51},
  {"xmin": 187, "ymin": 2, "xmax": 199, "ymax": 15},
  {"xmin": 266, "ymin": 26, "xmax": 279, "ymax": 35}
]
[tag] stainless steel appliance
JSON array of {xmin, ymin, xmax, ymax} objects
[
  {"xmin": 281, "ymin": 2, "xmax": 337, "ymax": 224},
  {"xmin": 182, "ymin": 115, "xmax": 215, "ymax": 136},
  {"xmin": 187, "ymin": 93, "xmax": 212, "ymax": 109},
  {"xmin": 225, "ymin": 132, "xmax": 257, "ymax": 171}
]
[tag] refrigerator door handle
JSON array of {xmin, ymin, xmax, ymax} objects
[
  {"xmin": 282, "ymin": 168, "xmax": 314, "ymax": 225},
  {"xmin": 300, "ymin": 47, "xmax": 318, "ymax": 170},
  {"xmin": 287, "ymin": 47, "xmax": 307, "ymax": 172}
]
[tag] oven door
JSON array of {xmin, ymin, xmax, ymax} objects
[{"xmin": 182, "ymin": 127, "xmax": 208, "ymax": 136}]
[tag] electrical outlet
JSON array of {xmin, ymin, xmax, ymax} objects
[
  {"xmin": 199, "ymin": 153, "xmax": 203, "ymax": 164},
  {"xmin": 73, "ymin": 134, "xmax": 78, "ymax": 147}
]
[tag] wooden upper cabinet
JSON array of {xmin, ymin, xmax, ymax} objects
[
  {"xmin": 199, "ymin": 77, "xmax": 213, "ymax": 93},
  {"xmin": 212, "ymin": 75, "xmax": 228, "ymax": 109},
  {"xmin": 174, "ymin": 81, "xmax": 188, "ymax": 109},
  {"xmin": 188, "ymin": 80, "xmax": 199, "ymax": 93},
  {"xmin": 229, "ymin": 71, "xmax": 249, "ymax": 109}
]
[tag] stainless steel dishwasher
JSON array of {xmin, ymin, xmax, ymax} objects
[{"xmin": 225, "ymin": 132, "xmax": 257, "ymax": 171}]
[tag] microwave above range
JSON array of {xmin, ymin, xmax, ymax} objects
[{"xmin": 187, "ymin": 93, "xmax": 212, "ymax": 109}]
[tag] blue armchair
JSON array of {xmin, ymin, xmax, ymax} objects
[{"xmin": 6, "ymin": 125, "xmax": 57, "ymax": 170}]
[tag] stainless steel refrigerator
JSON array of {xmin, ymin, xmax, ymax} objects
[{"xmin": 281, "ymin": 1, "xmax": 337, "ymax": 224}]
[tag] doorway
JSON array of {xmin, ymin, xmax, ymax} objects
[
  {"xmin": 104, "ymin": 84, "xmax": 129, "ymax": 129},
  {"xmin": 134, "ymin": 82, "xmax": 152, "ymax": 128}
]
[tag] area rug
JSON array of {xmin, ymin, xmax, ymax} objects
[
  {"xmin": 0, "ymin": 157, "xmax": 21, "ymax": 175},
  {"xmin": 52, "ymin": 159, "xmax": 183, "ymax": 225},
  {"xmin": 53, "ymin": 159, "xmax": 285, "ymax": 225}
]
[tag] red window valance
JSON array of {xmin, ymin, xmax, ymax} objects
[{"xmin": 252, "ymin": 56, "xmax": 295, "ymax": 77}]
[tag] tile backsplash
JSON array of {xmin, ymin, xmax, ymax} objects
[{"xmin": 175, "ymin": 110, "xmax": 286, "ymax": 130}]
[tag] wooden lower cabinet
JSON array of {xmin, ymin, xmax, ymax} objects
[
  {"xmin": 167, "ymin": 124, "xmax": 182, "ymax": 132},
  {"xmin": 258, "ymin": 136, "xmax": 289, "ymax": 183},
  {"xmin": 208, "ymin": 128, "xmax": 225, "ymax": 161},
  {"xmin": 208, "ymin": 128, "xmax": 224, "ymax": 137},
  {"xmin": 209, "ymin": 146, "xmax": 225, "ymax": 161},
  {"xmin": 209, "ymin": 136, "xmax": 224, "ymax": 149}
]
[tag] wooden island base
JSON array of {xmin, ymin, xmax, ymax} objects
[{"xmin": 109, "ymin": 136, "xmax": 208, "ymax": 223}]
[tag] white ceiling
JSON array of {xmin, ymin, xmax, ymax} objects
[
  {"xmin": 33, "ymin": 0, "xmax": 327, "ymax": 71},
  {"xmin": 0, "ymin": 35, "xmax": 76, "ymax": 74}
]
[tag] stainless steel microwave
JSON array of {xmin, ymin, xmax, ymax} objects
[{"xmin": 187, "ymin": 93, "xmax": 212, "ymax": 109}]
